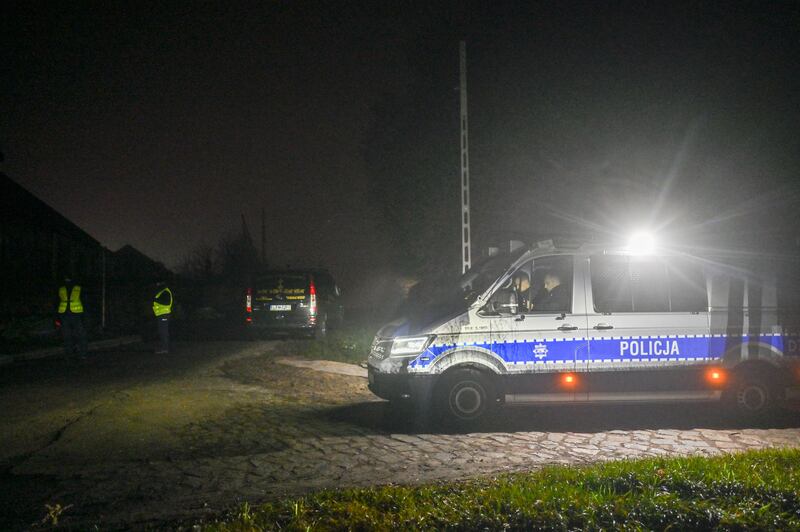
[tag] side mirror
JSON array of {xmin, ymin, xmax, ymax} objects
[{"xmin": 478, "ymin": 302, "xmax": 499, "ymax": 316}]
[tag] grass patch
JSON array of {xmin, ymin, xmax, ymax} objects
[
  {"xmin": 206, "ymin": 448, "xmax": 800, "ymax": 530},
  {"xmin": 284, "ymin": 324, "xmax": 378, "ymax": 365}
]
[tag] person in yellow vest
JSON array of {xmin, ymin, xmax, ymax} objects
[
  {"xmin": 152, "ymin": 281, "xmax": 173, "ymax": 354},
  {"xmin": 57, "ymin": 276, "xmax": 88, "ymax": 359}
]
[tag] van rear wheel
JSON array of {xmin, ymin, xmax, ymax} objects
[
  {"xmin": 313, "ymin": 315, "xmax": 327, "ymax": 340},
  {"xmin": 436, "ymin": 368, "xmax": 497, "ymax": 427},
  {"xmin": 730, "ymin": 375, "xmax": 775, "ymax": 420}
]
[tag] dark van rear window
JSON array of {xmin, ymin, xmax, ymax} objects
[{"xmin": 255, "ymin": 274, "xmax": 307, "ymax": 301}]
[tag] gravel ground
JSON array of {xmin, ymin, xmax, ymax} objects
[{"xmin": 1, "ymin": 340, "xmax": 798, "ymax": 530}]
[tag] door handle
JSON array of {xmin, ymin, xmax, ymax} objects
[
  {"xmin": 593, "ymin": 323, "xmax": 614, "ymax": 330},
  {"xmin": 558, "ymin": 324, "xmax": 578, "ymax": 331}
]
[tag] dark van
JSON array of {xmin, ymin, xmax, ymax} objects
[{"xmin": 245, "ymin": 270, "xmax": 343, "ymax": 338}]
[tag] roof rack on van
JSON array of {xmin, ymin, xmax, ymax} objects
[
  {"xmin": 484, "ymin": 235, "xmax": 598, "ymax": 257},
  {"xmin": 532, "ymin": 237, "xmax": 593, "ymax": 251}
]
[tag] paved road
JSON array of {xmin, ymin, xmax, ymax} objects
[{"xmin": 1, "ymin": 341, "xmax": 798, "ymax": 529}]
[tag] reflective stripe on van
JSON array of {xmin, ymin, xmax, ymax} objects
[{"xmin": 407, "ymin": 333, "xmax": 793, "ymax": 373}]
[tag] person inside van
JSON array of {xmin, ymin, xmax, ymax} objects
[
  {"xmin": 487, "ymin": 271, "xmax": 527, "ymax": 315},
  {"xmin": 512, "ymin": 271, "xmax": 531, "ymax": 311},
  {"xmin": 532, "ymin": 271, "xmax": 570, "ymax": 312}
]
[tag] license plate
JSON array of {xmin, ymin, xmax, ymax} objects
[{"xmin": 270, "ymin": 304, "xmax": 291, "ymax": 311}]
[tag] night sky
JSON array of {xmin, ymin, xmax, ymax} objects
[{"xmin": 3, "ymin": 2, "xmax": 799, "ymax": 292}]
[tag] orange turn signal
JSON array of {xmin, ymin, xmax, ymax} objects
[
  {"xmin": 705, "ymin": 368, "xmax": 726, "ymax": 387},
  {"xmin": 561, "ymin": 373, "xmax": 577, "ymax": 387}
]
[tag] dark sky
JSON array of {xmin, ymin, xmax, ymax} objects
[
  {"xmin": 3, "ymin": 2, "xmax": 799, "ymax": 289},
  {"xmin": 463, "ymin": 3, "xmax": 800, "ymax": 248},
  {"xmin": 2, "ymin": 2, "xmax": 410, "ymax": 274}
]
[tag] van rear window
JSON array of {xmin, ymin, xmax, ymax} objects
[
  {"xmin": 254, "ymin": 274, "xmax": 307, "ymax": 301},
  {"xmin": 591, "ymin": 256, "xmax": 707, "ymax": 313}
]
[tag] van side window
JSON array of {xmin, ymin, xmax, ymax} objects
[
  {"xmin": 591, "ymin": 256, "xmax": 633, "ymax": 313},
  {"xmin": 529, "ymin": 256, "xmax": 573, "ymax": 313},
  {"xmin": 486, "ymin": 256, "xmax": 572, "ymax": 315},
  {"xmin": 667, "ymin": 260, "xmax": 707, "ymax": 311},
  {"xmin": 630, "ymin": 259, "xmax": 670, "ymax": 312},
  {"xmin": 592, "ymin": 256, "xmax": 708, "ymax": 313},
  {"xmin": 315, "ymin": 273, "xmax": 334, "ymax": 295}
]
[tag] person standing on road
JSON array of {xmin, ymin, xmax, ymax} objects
[
  {"xmin": 57, "ymin": 276, "xmax": 88, "ymax": 359},
  {"xmin": 152, "ymin": 281, "xmax": 173, "ymax": 354}
]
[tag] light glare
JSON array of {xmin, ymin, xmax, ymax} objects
[{"xmin": 627, "ymin": 231, "xmax": 656, "ymax": 254}]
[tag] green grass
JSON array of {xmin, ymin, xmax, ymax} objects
[
  {"xmin": 285, "ymin": 324, "xmax": 377, "ymax": 365},
  {"xmin": 205, "ymin": 448, "xmax": 800, "ymax": 531}
]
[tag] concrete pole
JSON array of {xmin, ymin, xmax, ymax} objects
[
  {"xmin": 101, "ymin": 248, "xmax": 106, "ymax": 329},
  {"xmin": 459, "ymin": 41, "xmax": 472, "ymax": 274}
]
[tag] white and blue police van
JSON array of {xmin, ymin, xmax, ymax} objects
[{"xmin": 367, "ymin": 237, "xmax": 800, "ymax": 426}]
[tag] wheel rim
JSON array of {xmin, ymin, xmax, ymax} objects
[
  {"xmin": 737, "ymin": 384, "xmax": 767, "ymax": 412},
  {"xmin": 449, "ymin": 381, "xmax": 484, "ymax": 419}
]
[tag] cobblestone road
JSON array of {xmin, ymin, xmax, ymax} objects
[{"xmin": 2, "ymin": 341, "xmax": 798, "ymax": 528}]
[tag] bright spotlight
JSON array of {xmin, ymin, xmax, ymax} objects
[{"xmin": 627, "ymin": 231, "xmax": 656, "ymax": 255}]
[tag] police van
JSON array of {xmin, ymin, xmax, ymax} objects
[{"xmin": 367, "ymin": 237, "xmax": 800, "ymax": 426}]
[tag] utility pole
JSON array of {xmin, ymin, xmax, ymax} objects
[
  {"xmin": 261, "ymin": 207, "xmax": 266, "ymax": 266},
  {"xmin": 241, "ymin": 213, "xmax": 249, "ymax": 241},
  {"xmin": 101, "ymin": 248, "xmax": 106, "ymax": 329},
  {"xmin": 459, "ymin": 41, "xmax": 472, "ymax": 273}
]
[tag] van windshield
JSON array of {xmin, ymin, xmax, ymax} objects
[
  {"xmin": 457, "ymin": 249, "xmax": 528, "ymax": 304},
  {"xmin": 403, "ymin": 249, "xmax": 527, "ymax": 322}
]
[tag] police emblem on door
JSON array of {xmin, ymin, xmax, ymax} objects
[{"xmin": 533, "ymin": 343, "xmax": 548, "ymax": 359}]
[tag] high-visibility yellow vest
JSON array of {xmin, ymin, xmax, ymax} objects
[
  {"xmin": 58, "ymin": 285, "xmax": 84, "ymax": 314},
  {"xmin": 153, "ymin": 287, "xmax": 173, "ymax": 316}
]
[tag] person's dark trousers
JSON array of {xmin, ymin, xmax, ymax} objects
[
  {"xmin": 62, "ymin": 313, "xmax": 88, "ymax": 358},
  {"xmin": 157, "ymin": 315, "xmax": 170, "ymax": 353}
]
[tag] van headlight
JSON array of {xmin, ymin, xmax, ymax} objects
[{"xmin": 390, "ymin": 335, "xmax": 435, "ymax": 357}]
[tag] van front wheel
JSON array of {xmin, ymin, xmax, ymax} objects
[{"xmin": 436, "ymin": 369, "xmax": 496, "ymax": 426}]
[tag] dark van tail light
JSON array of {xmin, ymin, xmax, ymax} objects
[
  {"xmin": 245, "ymin": 287, "xmax": 253, "ymax": 323},
  {"xmin": 309, "ymin": 278, "xmax": 318, "ymax": 318}
]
